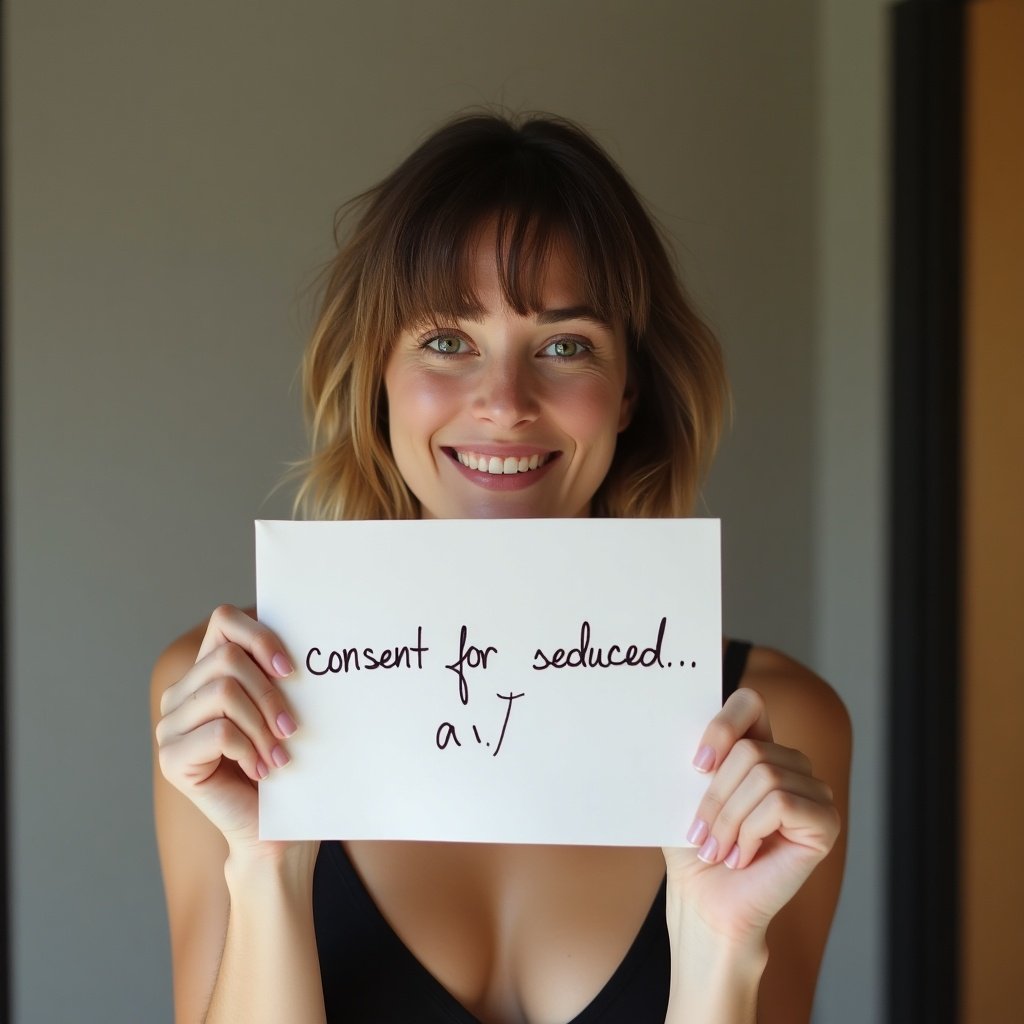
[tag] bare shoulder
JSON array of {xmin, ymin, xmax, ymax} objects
[
  {"xmin": 150, "ymin": 622, "xmax": 205, "ymax": 708},
  {"xmin": 740, "ymin": 645, "xmax": 851, "ymax": 760}
]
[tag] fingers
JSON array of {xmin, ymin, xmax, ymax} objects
[
  {"xmin": 160, "ymin": 605, "xmax": 296, "ymax": 741},
  {"xmin": 155, "ymin": 604, "xmax": 298, "ymax": 798},
  {"xmin": 195, "ymin": 603, "xmax": 293, "ymax": 686},
  {"xmin": 688, "ymin": 759, "xmax": 834, "ymax": 868},
  {"xmin": 687, "ymin": 687, "xmax": 838, "ymax": 870},
  {"xmin": 722, "ymin": 791, "xmax": 841, "ymax": 871},
  {"xmin": 156, "ymin": 674, "xmax": 291, "ymax": 783},
  {"xmin": 161, "ymin": 638, "xmax": 295, "ymax": 743},
  {"xmin": 692, "ymin": 687, "xmax": 772, "ymax": 773},
  {"xmin": 692, "ymin": 737, "xmax": 812, "ymax": 834},
  {"xmin": 159, "ymin": 717, "xmax": 269, "ymax": 786}
]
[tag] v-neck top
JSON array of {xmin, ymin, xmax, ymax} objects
[{"xmin": 312, "ymin": 640, "xmax": 753, "ymax": 1023}]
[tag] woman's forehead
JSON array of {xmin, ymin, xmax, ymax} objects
[
  {"xmin": 419, "ymin": 220, "xmax": 591, "ymax": 315},
  {"xmin": 407, "ymin": 261, "xmax": 616, "ymax": 336},
  {"xmin": 465, "ymin": 227, "xmax": 590, "ymax": 313}
]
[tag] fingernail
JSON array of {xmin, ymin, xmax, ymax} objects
[
  {"xmin": 256, "ymin": 759, "xmax": 269, "ymax": 779},
  {"xmin": 272, "ymin": 653, "xmax": 293, "ymax": 677},
  {"xmin": 692, "ymin": 745, "xmax": 716, "ymax": 773},
  {"xmin": 697, "ymin": 835, "xmax": 719, "ymax": 863},
  {"xmin": 276, "ymin": 711, "xmax": 297, "ymax": 737},
  {"xmin": 686, "ymin": 818, "xmax": 709, "ymax": 846},
  {"xmin": 271, "ymin": 745, "xmax": 290, "ymax": 768},
  {"xmin": 724, "ymin": 844, "xmax": 741, "ymax": 869}
]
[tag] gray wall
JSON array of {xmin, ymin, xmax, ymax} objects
[
  {"xmin": 6, "ymin": 1, "xmax": 886, "ymax": 1020},
  {"xmin": 812, "ymin": 3, "xmax": 889, "ymax": 1021}
]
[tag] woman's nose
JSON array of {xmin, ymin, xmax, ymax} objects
[{"xmin": 472, "ymin": 358, "xmax": 541, "ymax": 429}]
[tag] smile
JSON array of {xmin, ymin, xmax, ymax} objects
[{"xmin": 450, "ymin": 448, "xmax": 555, "ymax": 475}]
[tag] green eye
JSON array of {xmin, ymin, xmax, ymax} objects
[
  {"xmin": 426, "ymin": 335, "xmax": 464, "ymax": 354},
  {"xmin": 544, "ymin": 338, "xmax": 585, "ymax": 358}
]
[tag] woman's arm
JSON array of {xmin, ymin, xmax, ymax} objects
[
  {"xmin": 662, "ymin": 649, "xmax": 851, "ymax": 1024},
  {"xmin": 664, "ymin": 909, "xmax": 768, "ymax": 1022},
  {"xmin": 208, "ymin": 844, "xmax": 324, "ymax": 1024},
  {"xmin": 151, "ymin": 608, "xmax": 327, "ymax": 1024}
]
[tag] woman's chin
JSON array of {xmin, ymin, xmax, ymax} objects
[{"xmin": 420, "ymin": 498, "xmax": 591, "ymax": 520}]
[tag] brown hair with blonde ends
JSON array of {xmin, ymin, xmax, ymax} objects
[{"xmin": 292, "ymin": 111, "xmax": 728, "ymax": 521}]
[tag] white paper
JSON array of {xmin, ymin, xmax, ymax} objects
[{"xmin": 256, "ymin": 518, "xmax": 721, "ymax": 846}]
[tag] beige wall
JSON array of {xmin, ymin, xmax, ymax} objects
[
  {"xmin": 6, "ymin": 2, "xmax": 885, "ymax": 1020},
  {"xmin": 961, "ymin": 2, "xmax": 1024, "ymax": 1020}
]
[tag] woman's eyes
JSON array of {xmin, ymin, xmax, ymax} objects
[{"xmin": 420, "ymin": 333, "xmax": 591, "ymax": 360}]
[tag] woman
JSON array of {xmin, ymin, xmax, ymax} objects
[{"xmin": 151, "ymin": 112, "xmax": 850, "ymax": 1024}]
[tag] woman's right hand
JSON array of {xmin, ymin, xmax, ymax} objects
[{"xmin": 155, "ymin": 603, "xmax": 301, "ymax": 858}]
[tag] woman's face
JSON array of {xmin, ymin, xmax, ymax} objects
[{"xmin": 384, "ymin": 230, "xmax": 635, "ymax": 520}]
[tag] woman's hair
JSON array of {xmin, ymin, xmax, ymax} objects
[{"xmin": 292, "ymin": 111, "xmax": 728, "ymax": 520}]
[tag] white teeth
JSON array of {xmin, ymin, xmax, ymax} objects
[{"xmin": 453, "ymin": 449, "xmax": 551, "ymax": 475}]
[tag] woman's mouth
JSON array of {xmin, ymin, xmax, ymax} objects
[
  {"xmin": 442, "ymin": 447, "xmax": 560, "ymax": 490},
  {"xmin": 449, "ymin": 448, "xmax": 555, "ymax": 475}
]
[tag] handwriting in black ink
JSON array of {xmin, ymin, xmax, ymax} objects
[
  {"xmin": 445, "ymin": 624, "xmax": 498, "ymax": 705},
  {"xmin": 531, "ymin": 617, "xmax": 666, "ymax": 671},
  {"xmin": 436, "ymin": 721, "xmax": 462, "ymax": 749},
  {"xmin": 492, "ymin": 691, "xmax": 525, "ymax": 757},
  {"xmin": 305, "ymin": 626, "xmax": 428, "ymax": 675},
  {"xmin": 435, "ymin": 691, "xmax": 525, "ymax": 756}
]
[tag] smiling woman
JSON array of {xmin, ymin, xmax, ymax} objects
[
  {"xmin": 292, "ymin": 115, "xmax": 727, "ymax": 524},
  {"xmin": 151, "ymin": 112, "xmax": 850, "ymax": 1024}
]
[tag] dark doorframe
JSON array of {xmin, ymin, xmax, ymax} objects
[{"xmin": 888, "ymin": 2, "xmax": 965, "ymax": 1022}]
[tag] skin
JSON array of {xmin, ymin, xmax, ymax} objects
[{"xmin": 152, "ymin": 231, "xmax": 850, "ymax": 1024}]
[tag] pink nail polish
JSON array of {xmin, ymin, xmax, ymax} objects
[
  {"xmin": 686, "ymin": 818, "xmax": 709, "ymax": 846},
  {"xmin": 256, "ymin": 759, "xmax": 269, "ymax": 779},
  {"xmin": 724, "ymin": 844, "xmax": 741, "ymax": 869},
  {"xmin": 277, "ymin": 711, "xmax": 297, "ymax": 737},
  {"xmin": 271, "ymin": 745, "xmax": 290, "ymax": 768},
  {"xmin": 697, "ymin": 835, "xmax": 719, "ymax": 863},
  {"xmin": 692, "ymin": 745, "xmax": 716, "ymax": 773},
  {"xmin": 272, "ymin": 653, "xmax": 293, "ymax": 677}
]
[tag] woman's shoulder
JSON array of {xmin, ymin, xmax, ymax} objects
[{"xmin": 738, "ymin": 644, "xmax": 851, "ymax": 759}]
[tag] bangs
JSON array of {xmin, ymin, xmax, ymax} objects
[{"xmin": 360, "ymin": 133, "xmax": 652, "ymax": 341}]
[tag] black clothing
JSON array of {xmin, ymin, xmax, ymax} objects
[{"xmin": 313, "ymin": 640, "xmax": 753, "ymax": 1022}]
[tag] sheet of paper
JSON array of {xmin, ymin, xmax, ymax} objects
[{"xmin": 256, "ymin": 518, "xmax": 721, "ymax": 846}]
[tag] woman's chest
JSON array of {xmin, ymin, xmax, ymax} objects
[{"xmin": 316, "ymin": 840, "xmax": 667, "ymax": 1024}]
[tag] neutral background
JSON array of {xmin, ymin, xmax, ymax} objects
[{"xmin": 6, "ymin": 1, "xmax": 888, "ymax": 1020}]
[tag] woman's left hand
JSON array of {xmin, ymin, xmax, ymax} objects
[{"xmin": 662, "ymin": 687, "xmax": 842, "ymax": 946}]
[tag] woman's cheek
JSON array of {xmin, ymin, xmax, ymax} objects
[
  {"xmin": 557, "ymin": 377, "xmax": 629, "ymax": 441},
  {"xmin": 389, "ymin": 369, "xmax": 468, "ymax": 440}
]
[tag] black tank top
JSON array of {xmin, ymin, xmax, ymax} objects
[{"xmin": 312, "ymin": 640, "xmax": 753, "ymax": 1022}]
